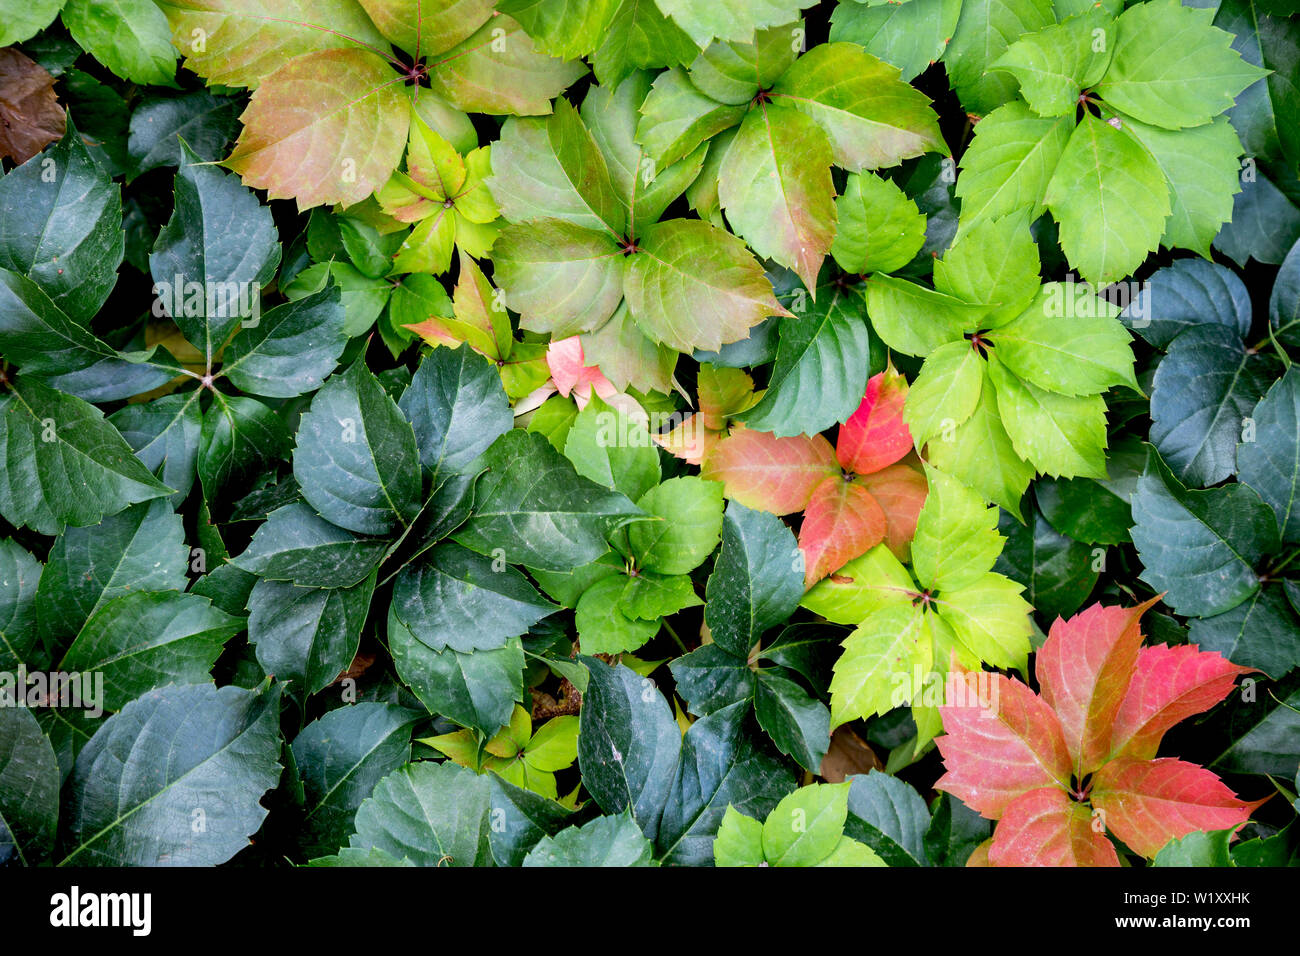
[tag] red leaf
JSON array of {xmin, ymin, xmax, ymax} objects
[
  {"xmin": 0, "ymin": 48, "xmax": 64, "ymax": 164},
  {"xmin": 1110, "ymin": 644, "xmax": 1252, "ymax": 762},
  {"xmin": 987, "ymin": 787, "xmax": 1120, "ymax": 867},
  {"xmin": 853, "ymin": 462, "xmax": 927, "ymax": 563},
  {"xmin": 1090, "ymin": 757, "xmax": 1261, "ymax": 859},
  {"xmin": 935, "ymin": 669, "xmax": 1073, "ymax": 819},
  {"xmin": 798, "ymin": 477, "xmax": 886, "ymax": 587},
  {"xmin": 701, "ymin": 426, "xmax": 838, "ymax": 515},
  {"xmin": 835, "ymin": 369, "xmax": 913, "ymax": 476},
  {"xmin": 1034, "ymin": 597, "xmax": 1161, "ymax": 776}
]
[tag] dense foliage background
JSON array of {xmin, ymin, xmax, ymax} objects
[{"xmin": 0, "ymin": 0, "xmax": 1298, "ymax": 868}]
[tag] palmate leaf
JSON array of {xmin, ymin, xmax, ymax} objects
[
  {"xmin": 60, "ymin": 682, "xmax": 283, "ymax": 866},
  {"xmin": 986, "ymin": 787, "xmax": 1118, "ymax": 866},
  {"xmin": 591, "ymin": 0, "xmax": 700, "ymax": 89},
  {"xmin": 956, "ymin": 102, "xmax": 1072, "ymax": 228},
  {"xmin": 942, "ymin": 0, "xmax": 1055, "ymax": 115},
  {"xmin": 989, "ymin": 8, "xmax": 1113, "ymax": 119},
  {"xmin": 829, "ymin": 0, "xmax": 961, "ymax": 83}
]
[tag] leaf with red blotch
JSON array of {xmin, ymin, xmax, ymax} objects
[
  {"xmin": 935, "ymin": 669, "xmax": 1072, "ymax": 819},
  {"xmin": 836, "ymin": 369, "xmax": 913, "ymax": 476},
  {"xmin": 0, "ymin": 48, "xmax": 65, "ymax": 164},
  {"xmin": 988, "ymin": 787, "xmax": 1119, "ymax": 867},
  {"xmin": 1109, "ymin": 644, "xmax": 1252, "ymax": 762},
  {"xmin": 225, "ymin": 48, "xmax": 410, "ymax": 209},
  {"xmin": 854, "ymin": 462, "xmax": 927, "ymax": 563},
  {"xmin": 1090, "ymin": 757, "xmax": 1261, "ymax": 859},
  {"xmin": 798, "ymin": 478, "xmax": 886, "ymax": 587},
  {"xmin": 1034, "ymin": 597, "xmax": 1161, "ymax": 777},
  {"xmin": 701, "ymin": 427, "xmax": 838, "ymax": 516}
]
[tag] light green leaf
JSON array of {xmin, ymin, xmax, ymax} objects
[
  {"xmin": 943, "ymin": 0, "xmax": 1055, "ymax": 114},
  {"xmin": 912, "ymin": 466, "xmax": 1002, "ymax": 593},
  {"xmin": 630, "ymin": 476, "xmax": 725, "ymax": 575},
  {"xmin": 989, "ymin": 8, "xmax": 1113, "ymax": 118},
  {"xmin": 955, "ymin": 101, "xmax": 1072, "ymax": 226},
  {"xmin": 864, "ymin": 275, "xmax": 983, "ymax": 357},
  {"xmin": 830, "ymin": 173, "xmax": 926, "ymax": 276},
  {"xmin": 829, "ymin": 602, "xmax": 932, "ymax": 726},
  {"xmin": 935, "ymin": 214, "xmax": 1040, "ymax": 326},
  {"xmin": 988, "ymin": 355, "xmax": 1108, "ymax": 479},
  {"xmin": 902, "ymin": 340, "xmax": 984, "ymax": 450},
  {"xmin": 63, "ymin": 0, "xmax": 178, "ymax": 86}
]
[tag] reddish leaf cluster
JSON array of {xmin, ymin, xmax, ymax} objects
[{"xmin": 935, "ymin": 599, "xmax": 1262, "ymax": 865}]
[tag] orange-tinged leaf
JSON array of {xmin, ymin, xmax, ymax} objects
[
  {"xmin": 987, "ymin": 787, "xmax": 1119, "ymax": 867},
  {"xmin": 0, "ymin": 48, "xmax": 64, "ymax": 164},
  {"xmin": 226, "ymin": 48, "xmax": 409, "ymax": 209},
  {"xmin": 854, "ymin": 462, "xmax": 927, "ymax": 563},
  {"xmin": 453, "ymin": 250, "xmax": 510, "ymax": 357},
  {"xmin": 357, "ymin": 0, "xmax": 494, "ymax": 57},
  {"xmin": 1034, "ymin": 597, "xmax": 1161, "ymax": 776},
  {"xmin": 965, "ymin": 838, "xmax": 993, "ymax": 867},
  {"xmin": 404, "ymin": 316, "xmax": 462, "ymax": 348},
  {"xmin": 701, "ymin": 427, "xmax": 838, "ymax": 516},
  {"xmin": 1109, "ymin": 644, "xmax": 1253, "ymax": 763},
  {"xmin": 836, "ymin": 369, "xmax": 912, "ymax": 476},
  {"xmin": 698, "ymin": 365, "xmax": 757, "ymax": 432},
  {"xmin": 935, "ymin": 669, "xmax": 1072, "ymax": 820},
  {"xmin": 798, "ymin": 478, "xmax": 886, "ymax": 588},
  {"xmin": 1090, "ymin": 757, "xmax": 1261, "ymax": 859}
]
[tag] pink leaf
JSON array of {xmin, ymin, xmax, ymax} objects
[
  {"xmin": 1110, "ymin": 644, "xmax": 1253, "ymax": 762},
  {"xmin": 935, "ymin": 669, "xmax": 1073, "ymax": 820},
  {"xmin": 987, "ymin": 787, "xmax": 1120, "ymax": 867},
  {"xmin": 853, "ymin": 462, "xmax": 927, "ymax": 563},
  {"xmin": 1034, "ymin": 597, "xmax": 1161, "ymax": 776},
  {"xmin": 701, "ymin": 427, "xmax": 838, "ymax": 515},
  {"xmin": 798, "ymin": 478, "xmax": 886, "ymax": 587},
  {"xmin": 547, "ymin": 336, "xmax": 616, "ymax": 408},
  {"xmin": 835, "ymin": 369, "xmax": 913, "ymax": 476},
  {"xmin": 1090, "ymin": 757, "xmax": 1262, "ymax": 859}
]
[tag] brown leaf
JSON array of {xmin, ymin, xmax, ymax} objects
[
  {"xmin": 819, "ymin": 724, "xmax": 882, "ymax": 783},
  {"xmin": 0, "ymin": 47, "xmax": 64, "ymax": 165}
]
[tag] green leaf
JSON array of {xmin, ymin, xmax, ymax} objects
[
  {"xmin": 993, "ymin": 283, "xmax": 1137, "ymax": 396},
  {"xmin": 800, "ymin": 543, "xmax": 915, "ymax": 626},
  {"xmin": 63, "ymin": 0, "xmax": 177, "ymax": 86},
  {"xmin": 713, "ymin": 804, "xmax": 765, "ymax": 866},
  {"xmin": 1122, "ymin": 257, "xmax": 1252, "ymax": 349},
  {"xmin": 1153, "ymin": 829, "xmax": 1236, "ymax": 867},
  {"xmin": 844, "ymin": 771, "xmax": 931, "ymax": 867},
  {"xmin": 993, "ymin": 505, "xmax": 1099, "ymax": 623},
  {"xmin": 1215, "ymin": 0, "xmax": 1300, "ymax": 169},
  {"xmin": 943, "ymin": 0, "xmax": 1055, "ymax": 114},
  {"xmin": 934, "ymin": 214, "xmax": 1040, "ymax": 326},
  {"xmin": 718, "ymin": 102, "xmax": 835, "ymax": 291},
  {"xmin": 150, "ymin": 142, "xmax": 280, "ymax": 366},
  {"xmin": 0, "ymin": 376, "xmax": 172, "ymax": 535},
  {"xmin": 398, "ymin": 343, "xmax": 513, "ymax": 480},
  {"xmin": 497, "ymin": 0, "xmax": 619, "ymax": 59},
  {"xmin": 59, "ymin": 591, "xmax": 241, "ymax": 710},
  {"xmin": 630, "ymin": 476, "xmax": 725, "ymax": 575},
  {"xmin": 247, "ymin": 573, "xmax": 375, "ymax": 699},
  {"xmin": 1150, "ymin": 324, "xmax": 1279, "ymax": 488},
  {"xmin": 635, "ymin": 67, "xmax": 746, "ymax": 169},
  {"xmin": 0, "ymin": 539, "xmax": 42, "ymax": 672},
  {"xmin": 197, "ymin": 393, "xmax": 291, "ymax": 502},
  {"xmin": 592, "ymin": 0, "xmax": 700, "ymax": 88},
  {"xmin": 1096, "ymin": 0, "xmax": 1268, "ymax": 131},
  {"xmin": 127, "ymin": 91, "xmax": 240, "ymax": 178},
  {"xmin": 491, "ymin": 221, "xmax": 624, "ymax": 338},
  {"xmin": 221, "ymin": 287, "xmax": 347, "ymax": 398},
  {"xmin": 955, "ymin": 101, "xmax": 1073, "ymax": 226},
  {"xmin": 912, "ymin": 466, "xmax": 1001, "ymax": 593},
  {"xmin": 669, "ymin": 644, "xmax": 757, "ymax": 716},
  {"xmin": 705, "ymin": 502, "xmax": 804, "ymax": 658},
  {"xmin": 1131, "ymin": 447, "xmax": 1279, "ymax": 618},
  {"xmin": 625, "ymin": 217, "xmax": 787, "ymax": 353},
  {"xmin": 1214, "ymin": 169, "xmax": 1300, "ymax": 267},
  {"xmin": 563, "ymin": 395, "xmax": 661, "ymax": 501},
  {"xmin": 0, "ymin": 707, "xmax": 60, "ymax": 866},
  {"xmin": 486, "ymin": 774, "xmax": 573, "ymax": 866},
  {"xmin": 830, "ymin": 173, "xmax": 926, "ymax": 276},
  {"xmin": 772, "ymin": 42, "xmax": 947, "ymax": 172},
  {"xmin": 1273, "ymin": 239, "xmax": 1300, "ymax": 349},
  {"xmin": 0, "ymin": 115, "xmax": 123, "ymax": 322},
  {"xmin": 739, "ymin": 287, "xmax": 873, "ymax": 438},
  {"xmin": 0, "ymin": 0, "xmax": 64, "ymax": 47},
  {"xmin": 902, "ymin": 340, "xmax": 984, "ymax": 450},
  {"xmin": 830, "ymin": 602, "xmax": 932, "ymax": 726},
  {"xmin": 761, "ymin": 781, "xmax": 851, "ymax": 866},
  {"xmin": 864, "ymin": 275, "xmax": 983, "ymax": 357},
  {"xmin": 293, "ymin": 361, "xmax": 422, "ymax": 536},
  {"xmin": 1043, "ymin": 114, "xmax": 1171, "ymax": 287},
  {"xmin": 988, "ymin": 355, "xmax": 1108, "ymax": 479},
  {"xmin": 656, "ymin": 700, "xmax": 796, "ymax": 864},
  {"xmin": 653, "ymin": 0, "xmax": 811, "ymax": 47},
  {"xmin": 1122, "ymin": 115, "xmax": 1244, "ymax": 259},
  {"xmin": 936, "ymin": 571, "xmax": 1032, "ymax": 671},
  {"xmin": 60, "ymin": 682, "xmax": 282, "ymax": 865},
  {"xmin": 1236, "ymin": 367, "xmax": 1300, "ymax": 544},
  {"xmin": 577, "ymin": 657, "xmax": 681, "ymax": 842},
  {"xmin": 753, "ymin": 671, "xmax": 830, "ymax": 772},
  {"xmin": 686, "ymin": 22, "xmax": 800, "ymax": 105},
  {"xmin": 0, "ymin": 268, "xmax": 179, "ymax": 403},
  {"xmin": 391, "ymin": 542, "xmax": 558, "ymax": 653},
  {"xmin": 989, "ymin": 8, "xmax": 1113, "ymax": 118},
  {"xmin": 575, "ymin": 574, "xmax": 660, "ymax": 654},
  {"xmin": 232, "ymin": 502, "xmax": 387, "ymax": 588},
  {"xmin": 293, "ymin": 703, "xmax": 417, "ymax": 858},
  {"xmin": 344, "ymin": 760, "xmax": 493, "ymax": 867},
  {"xmin": 110, "ymin": 392, "xmax": 202, "ymax": 504},
  {"xmin": 389, "ymin": 612, "xmax": 523, "ymax": 737},
  {"xmin": 829, "ymin": 0, "xmax": 962, "ymax": 83},
  {"xmin": 1188, "ymin": 586, "xmax": 1300, "ymax": 680},
  {"xmin": 1035, "ymin": 436, "xmax": 1143, "ymax": 546},
  {"xmin": 523, "ymin": 810, "xmax": 655, "ymax": 866},
  {"xmin": 454, "ymin": 429, "xmax": 644, "ymax": 572},
  {"xmin": 924, "ymin": 792, "xmax": 992, "ymax": 866},
  {"xmin": 1212, "ymin": 686, "xmax": 1300, "ymax": 777}
]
